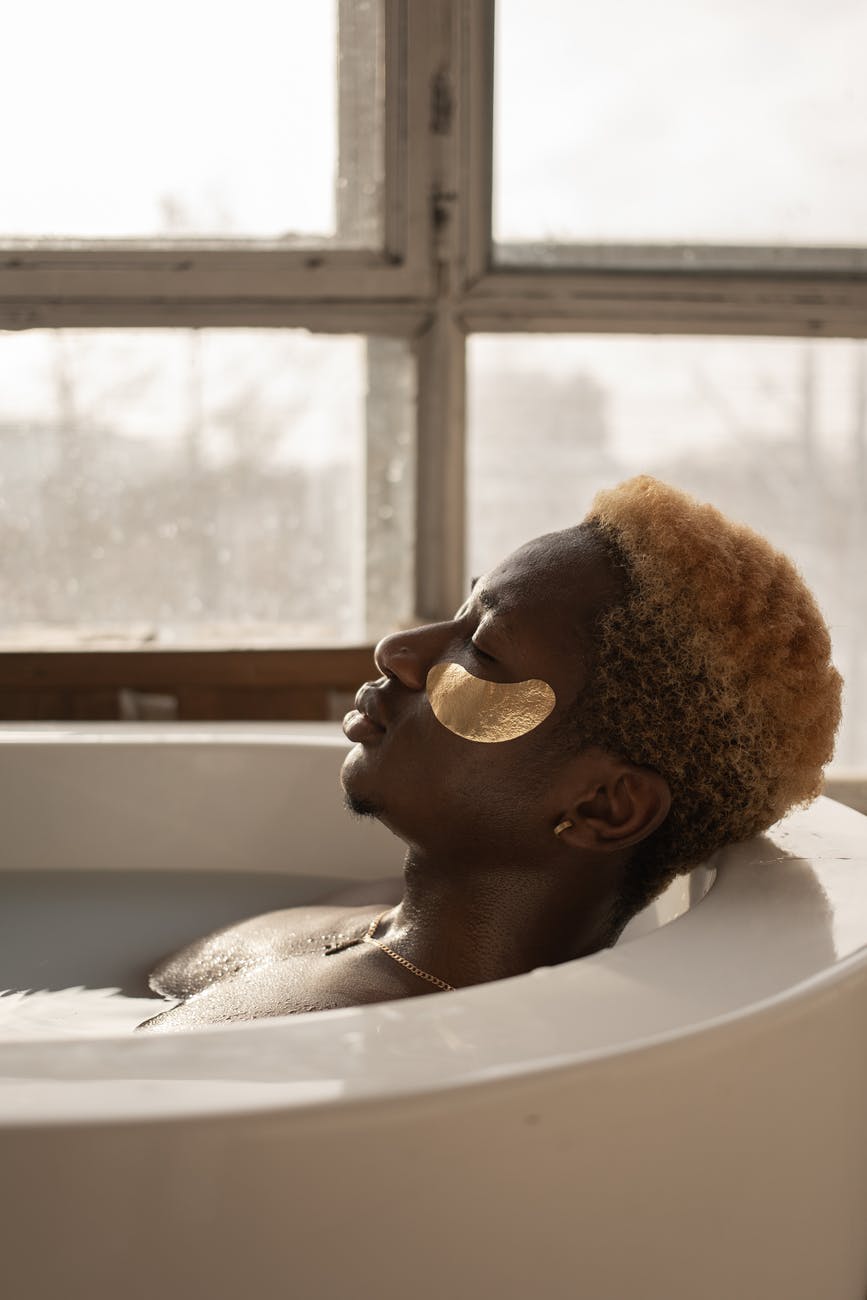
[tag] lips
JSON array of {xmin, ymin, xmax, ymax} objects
[
  {"xmin": 342, "ymin": 682, "xmax": 389, "ymax": 743},
  {"xmin": 353, "ymin": 683, "xmax": 387, "ymax": 731}
]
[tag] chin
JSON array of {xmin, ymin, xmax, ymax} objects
[
  {"xmin": 342, "ymin": 792, "xmax": 381, "ymax": 819},
  {"xmin": 340, "ymin": 747, "xmax": 384, "ymax": 820}
]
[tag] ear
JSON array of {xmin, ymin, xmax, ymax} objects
[{"xmin": 554, "ymin": 751, "xmax": 671, "ymax": 854}]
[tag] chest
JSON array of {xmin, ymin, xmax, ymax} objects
[{"xmin": 160, "ymin": 938, "xmax": 425, "ymax": 1027}]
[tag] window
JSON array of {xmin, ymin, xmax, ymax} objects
[{"xmin": 1, "ymin": 0, "xmax": 865, "ymax": 756}]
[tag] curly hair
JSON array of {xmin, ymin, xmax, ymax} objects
[{"xmin": 566, "ymin": 476, "xmax": 843, "ymax": 927}]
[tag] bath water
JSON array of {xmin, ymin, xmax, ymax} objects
[
  {"xmin": 0, "ymin": 986, "xmax": 169, "ymax": 1040},
  {"xmin": 0, "ymin": 868, "xmax": 364, "ymax": 1041}
]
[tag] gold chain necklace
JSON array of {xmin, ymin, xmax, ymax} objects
[{"xmin": 363, "ymin": 909, "xmax": 454, "ymax": 992}]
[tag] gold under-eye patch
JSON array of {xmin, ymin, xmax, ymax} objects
[{"xmin": 426, "ymin": 661, "xmax": 556, "ymax": 743}]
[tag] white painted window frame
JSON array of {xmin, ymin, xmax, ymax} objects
[{"xmin": 1, "ymin": 0, "xmax": 866, "ymax": 631}]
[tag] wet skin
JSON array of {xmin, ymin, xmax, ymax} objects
[{"xmin": 138, "ymin": 527, "xmax": 670, "ymax": 1032}]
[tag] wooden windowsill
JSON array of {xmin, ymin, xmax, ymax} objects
[
  {"xmin": 0, "ymin": 645, "xmax": 376, "ymax": 689},
  {"xmin": 0, "ymin": 646, "xmax": 378, "ymax": 722}
]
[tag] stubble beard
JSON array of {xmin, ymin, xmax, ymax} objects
[{"xmin": 343, "ymin": 791, "xmax": 383, "ymax": 820}]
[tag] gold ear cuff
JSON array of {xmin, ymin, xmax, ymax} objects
[{"xmin": 554, "ymin": 819, "xmax": 573, "ymax": 836}]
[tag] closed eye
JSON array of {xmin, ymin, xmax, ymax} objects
[{"xmin": 470, "ymin": 639, "xmax": 497, "ymax": 664}]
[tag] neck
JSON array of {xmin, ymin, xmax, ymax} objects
[{"xmin": 381, "ymin": 843, "xmax": 625, "ymax": 989}]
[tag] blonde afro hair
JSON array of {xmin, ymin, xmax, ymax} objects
[{"xmin": 570, "ymin": 476, "xmax": 842, "ymax": 919}]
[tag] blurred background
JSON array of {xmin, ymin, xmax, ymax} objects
[{"xmin": 0, "ymin": 0, "xmax": 864, "ymax": 763}]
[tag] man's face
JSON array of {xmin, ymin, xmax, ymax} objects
[{"xmin": 340, "ymin": 526, "xmax": 622, "ymax": 863}]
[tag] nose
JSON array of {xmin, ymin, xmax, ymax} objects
[{"xmin": 374, "ymin": 621, "xmax": 453, "ymax": 691}]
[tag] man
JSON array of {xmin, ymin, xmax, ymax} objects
[{"xmin": 138, "ymin": 477, "xmax": 841, "ymax": 1030}]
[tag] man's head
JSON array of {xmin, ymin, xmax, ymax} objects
[
  {"xmin": 342, "ymin": 519, "xmax": 665, "ymax": 915},
  {"xmin": 342, "ymin": 476, "xmax": 841, "ymax": 939},
  {"xmin": 567, "ymin": 475, "xmax": 842, "ymax": 925}
]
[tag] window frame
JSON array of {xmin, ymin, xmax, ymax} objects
[{"xmin": 1, "ymin": 0, "xmax": 865, "ymax": 718}]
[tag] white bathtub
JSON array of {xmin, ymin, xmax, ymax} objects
[{"xmin": 1, "ymin": 724, "xmax": 866, "ymax": 1300}]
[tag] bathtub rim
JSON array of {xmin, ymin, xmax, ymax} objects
[
  {"xmin": 1, "ymin": 723, "xmax": 865, "ymax": 1129},
  {"xmin": 0, "ymin": 939, "xmax": 865, "ymax": 1133}
]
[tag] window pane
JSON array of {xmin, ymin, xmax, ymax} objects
[
  {"xmin": 494, "ymin": 0, "xmax": 867, "ymax": 248},
  {"xmin": 2, "ymin": 0, "xmax": 383, "ymax": 245},
  {"xmin": 0, "ymin": 329, "xmax": 413, "ymax": 644},
  {"xmin": 468, "ymin": 335, "xmax": 867, "ymax": 763}
]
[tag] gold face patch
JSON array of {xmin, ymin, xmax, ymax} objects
[{"xmin": 426, "ymin": 661, "xmax": 556, "ymax": 743}]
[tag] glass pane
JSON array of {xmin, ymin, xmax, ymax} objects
[
  {"xmin": 2, "ymin": 0, "xmax": 383, "ymax": 245},
  {"xmin": 0, "ymin": 329, "xmax": 412, "ymax": 644},
  {"xmin": 494, "ymin": 0, "xmax": 867, "ymax": 248},
  {"xmin": 468, "ymin": 335, "xmax": 867, "ymax": 763}
]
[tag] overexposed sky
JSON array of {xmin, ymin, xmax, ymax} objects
[
  {"xmin": 0, "ymin": 329, "xmax": 367, "ymax": 469},
  {"xmin": 496, "ymin": 0, "xmax": 867, "ymax": 244},
  {"xmin": 1, "ymin": 0, "xmax": 336, "ymax": 237},
  {"xmin": 470, "ymin": 334, "xmax": 865, "ymax": 461}
]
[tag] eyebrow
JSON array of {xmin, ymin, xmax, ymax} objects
[
  {"xmin": 469, "ymin": 577, "xmax": 501, "ymax": 614},
  {"xmin": 477, "ymin": 588, "xmax": 501, "ymax": 614}
]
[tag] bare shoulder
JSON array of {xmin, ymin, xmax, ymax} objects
[{"xmin": 148, "ymin": 903, "xmax": 384, "ymax": 1000}]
